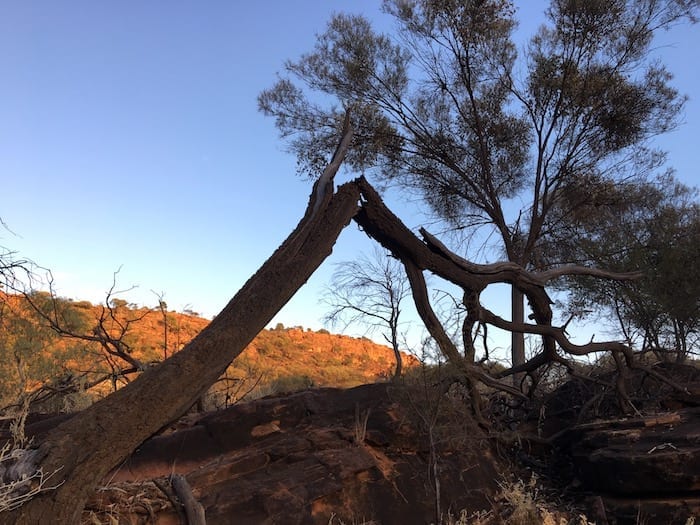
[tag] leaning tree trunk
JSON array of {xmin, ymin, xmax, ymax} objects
[{"xmin": 6, "ymin": 123, "xmax": 357, "ymax": 524}]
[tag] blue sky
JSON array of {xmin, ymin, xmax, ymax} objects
[{"xmin": 1, "ymin": 2, "xmax": 698, "ymax": 350}]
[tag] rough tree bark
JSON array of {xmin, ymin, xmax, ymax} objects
[{"xmin": 6, "ymin": 121, "xmax": 357, "ymax": 524}]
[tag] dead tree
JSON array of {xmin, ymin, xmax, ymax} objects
[
  {"xmin": 4, "ymin": 118, "xmax": 680, "ymax": 522},
  {"xmin": 323, "ymin": 247, "xmax": 410, "ymax": 379},
  {"xmin": 20, "ymin": 277, "xmax": 152, "ymax": 394}
]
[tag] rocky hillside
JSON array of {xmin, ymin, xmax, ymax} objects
[
  {"xmin": 8, "ymin": 363, "xmax": 697, "ymax": 524},
  {"xmin": 207, "ymin": 325, "xmax": 419, "ymax": 408},
  {"xmin": 0, "ymin": 292, "xmax": 417, "ymax": 410}
]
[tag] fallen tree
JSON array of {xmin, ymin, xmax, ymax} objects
[{"xmin": 3, "ymin": 117, "xmax": 682, "ymax": 522}]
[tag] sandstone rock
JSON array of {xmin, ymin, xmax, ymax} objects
[{"xmin": 97, "ymin": 383, "xmax": 499, "ymax": 524}]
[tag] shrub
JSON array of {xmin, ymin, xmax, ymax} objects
[{"xmin": 269, "ymin": 374, "xmax": 314, "ymax": 394}]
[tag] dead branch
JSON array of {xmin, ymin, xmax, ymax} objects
[
  {"xmin": 547, "ymin": 412, "xmax": 684, "ymax": 445},
  {"xmin": 537, "ymin": 264, "xmax": 643, "ymax": 283},
  {"xmin": 477, "ymin": 306, "xmax": 634, "ymax": 358},
  {"xmin": 170, "ymin": 474, "xmax": 205, "ymax": 525},
  {"xmin": 420, "ymin": 227, "xmax": 642, "ymax": 286},
  {"xmin": 351, "ymin": 177, "xmax": 663, "ymax": 406},
  {"xmin": 402, "ymin": 258, "xmax": 526, "ymax": 404},
  {"xmin": 21, "ymin": 275, "xmax": 149, "ymax": 372}
]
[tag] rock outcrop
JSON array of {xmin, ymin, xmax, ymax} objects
[
  {"xmin": 89, "ymin": 382, "xmax": 500, "ymax": 524},
  {"xmin": 538, "ymin": 363, "xmax": 700, "ymax": 525},
  {"xmin": 5, "ymin": 363, "xmax": 699, "ymax": 524}
]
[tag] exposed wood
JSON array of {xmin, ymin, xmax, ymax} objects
[
  {"xmin": 419, "ymin": 227, "xmax": 642, "ymax": 287},
  {"xmin": 477, "ymin": 307, "xmax": 634, "ymax": 357},
  {"xmin": 537, "ymin": 264, "xmax": 643, "ymax": 283},
  {"xmin": 556, "ymin": 412, "xmax": 682, "ymax": 438},
  {"xmin": 171, "ymin": 474, "xmax": 206, "ymax": 525}
]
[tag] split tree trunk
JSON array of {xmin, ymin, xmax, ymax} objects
[
  {"xmin": 5, "ymin": 120, "xmax": 648, "ymax": 523},
  {"xmin": 7, "ymin": 124, "xmax": 357, "ymax": 524}
]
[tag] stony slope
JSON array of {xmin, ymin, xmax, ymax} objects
[
  {"xmin": 3, "ymin": 364, "xmax": 699, "ymax": 523},
  {"xmin": 0, "ymin": 292, "xmax": 417, "ymax": 408}
]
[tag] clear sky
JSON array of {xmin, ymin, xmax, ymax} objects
[{"xmin": 1, "ymin": 2, "xmax": 698, "ymax": 349}]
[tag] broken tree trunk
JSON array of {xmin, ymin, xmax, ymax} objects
[
  {"xmin": 351, "ymin": 176, "xmax": 646, "ymax": 399},
  {"xmin": 6, "ymin": 121, "xmax": 357, "ymax": 524}
]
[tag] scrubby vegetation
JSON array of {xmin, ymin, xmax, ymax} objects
[{"xmin": 0, "ymin": 291, "xmax": 413, "ymax": 415}]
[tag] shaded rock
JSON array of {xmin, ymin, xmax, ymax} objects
[
  {"xmin": 101, "ymin": 383, "xmax": 499, "ymax": 524},
  {"xmin": 536, "ymin": 364, "xmax": 700, "ymax": 524},
  {"xmin": 567, "ymin": 408, "xmax": 700, "ymax": 495},
  {"xmin": 14, "ymin": 363, "xmax": 699, "ymax": 524},
  {"xmin": 600, "ymin": 496, "xmax": 700, "ymax": 525}
]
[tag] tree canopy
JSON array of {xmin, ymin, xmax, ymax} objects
[
  {"xmin": 259, "ymin": 0, "xmax": 698, "ymax": 367},
  {"xmin": 556, "ymin": 174, "xmax": 700, "ymax": 362}
]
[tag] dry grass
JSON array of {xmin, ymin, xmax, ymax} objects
[
  {"xmin": 81, "ymin": 480, "xmax": 173, "ymax": 525},
  {"xmin": 439, "ymin": 473, "xmax": 598, "ymax": 525},
  {"xmin": 353, "ymin": 404, "xmax": 370, "ymax": 445},
  {"xmin": 327, "ymin": 513, "xmax": 379, "ymax": 525},
  {"xmin": 441, "ymin": 508, "xmax": 493, "ymax": 524},
  {"xmin": 496, "ymin": 475, "xmax": 594, "ymax": 525}
]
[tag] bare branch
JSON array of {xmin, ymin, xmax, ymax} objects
[{"xmin": 421, "ymin": 227, "xmax": 642, "ymax": 286}]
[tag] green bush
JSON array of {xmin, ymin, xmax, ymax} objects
[{"xmin": 269, "ymin": 374, "xmax": 315, "ymax": 394}]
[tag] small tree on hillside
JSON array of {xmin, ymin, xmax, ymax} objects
[
  {"xmin": 323, "ymin": 247, "xmax": 411, "ymax": 378},
  {"xmin": 0, "ymin": 244, "xmax": 81, "ymax": 411},
  {"xmin": 21, "ymin": 275, "xmax": 153, "ymax": 392}
]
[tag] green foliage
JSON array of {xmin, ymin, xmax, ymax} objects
[
  {"xmin": 109, "ymin": 298, "xmax": 128, "ymax": 309},
  {"xmin": 0, "ymin": 295, "xmax": 84, "ymax": 406},
  {"xmin": 259, "ymin": 0, "xmax": 695, "ymax": 259},
  {"xmin": 268, "ymin": 374, "xmax": 315, "ymax": 394},
  {"xmin": 558, "ymin": 176, "xmax": 700, "ymax": 361},
  {"xmin": 256, "ymin": 329, "xmax": 293, "ymax": 357}
]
